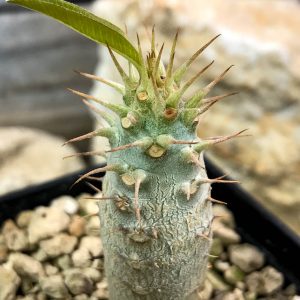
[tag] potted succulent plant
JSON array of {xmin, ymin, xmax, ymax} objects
[{"xmin": 2, "ymin": 0, "xmax": 300, "ymax": 299}]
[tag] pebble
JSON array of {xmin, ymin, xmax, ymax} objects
[
  {"xmin": 31, "ymin": 248, "xmax": 48, "ymax": 262},
  {"xmin": 0, "ymin": 266, "xmax": 21, "ymax": 300},
  {"xmin": 0, "ymin": 243, "xmax": 8, "ymax": 263},
  {"xmin": 74, "ymin": 295, "xmax": 89, "ymax": 300},
  {"xmin": 78, "ymin": 194, "xmax": 99, "ymax": 215},
  {"xmin": 20, "ymin": 276, "xmax": 37, "ymax": 294},
  {"xmin": 246, "ymin": 266, "xmax": 284, "ymax": 295},
  {"xmin": 206, "ymin": 270, "xmax": 230, "ymax": 291},
  {"xmin": 94, "ymin": 278, "xmax": 109, "ymax": 299},
  {"xmin": 72, "ymin": 247, "xmax": 92, "ymax": 268},
  {"xmin": 197, "ymin": 279, "xmax": 213, "ymax": 300},
  {"xmin": 40, "ymin": 233, "xmax": 77, "ymax": 258},
  {"xmin": 215, "ymin": 288, "xmax": 245, "ymax": 300},
  {"xmin": 214, "ymin": 260, "xmax": 230, "ymax": 273},
  {"xmin": 210, "ymin": 238, "xmax": 224, "ymax": 257},
  {"xmin": 224, "ymin": 265, "xmax": 245, "ymax": 285},
  {"xmin": 85, "ymin": 216, "xmax": 101, "ymax": 236},
  {"xmin": 64, "ymin": 269, "xmax": 94, "ymax": 295},
  {"xmin": 16, "ymin": 210, "xmax": 33, "ymax": 228},
  {"xmin": 229, "ymin": 243, "xmax": 265, "ymax": 273},
  {"xmin": 51, "ymin": 195, "xmax": 79, "ymax": 215},
  {"xmin": 44, "ymin": 263, "xmax": 59, "ymax": 276},
  {"xmin": 2, "ymin": 220, "xmax": 29, "ymax": 251},
  {"xmin": 213, "ymin": 226, "xmax": 241, "ymax": 245},
  {"xmin": 68, "ymin": 216, "xmax": 86, "ymax": 237},
  {"xmin": 39, "ymin": 275, "xmax": 70, "ymax": 299},
  {"xmin": 54, "ymin": 254, "xmax": 73, "ymax": 270},
  {"xmin": 9, "ymin": 253, "xmax": 45, "ymax": 282},
  {"xmin": 28, "ymin": 207, "xmax": 70, "ymax": 244},
  {"xmin": 82, "ymin": 267, "xmax": 102, "ymax": 283},
  {"xmin": 213, "ymin": 205, "xmax": 235, "ymax": 229},
  {"xmin": 79, "ymin": 236, "xmax": 103, "ymax": 258}
]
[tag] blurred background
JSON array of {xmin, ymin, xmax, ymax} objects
[{"xmin": 0, "ymin": 0, "xmax": 299, "ymax": 235}]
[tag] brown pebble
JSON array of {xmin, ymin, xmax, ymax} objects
[{"xmin": 68, "ymin": 216, "xmax": 86, "ymax": 237}]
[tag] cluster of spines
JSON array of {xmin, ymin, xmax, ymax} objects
[{"xmin": 64, "ymin": 28, "xmax": 247, "ymax": 233}]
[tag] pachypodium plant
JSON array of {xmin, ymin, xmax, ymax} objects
[{"xmin": 8, "ymin": 0, "xmax": 245, "ymax": 299}]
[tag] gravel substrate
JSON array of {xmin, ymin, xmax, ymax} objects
[{"xmin": 0, "ymin": 193, "xmax": 299, "ymax": 300}]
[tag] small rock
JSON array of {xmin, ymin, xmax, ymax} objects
[
  {"xmin": 9, "ymin": 253, "xmax": 45, "ymax": 282},
  {"xmin": 0, "ymin": 243, "xmax": 8, "ymax": 263},
  {"xmin": 244, "ymin": 291, "xmax": 256, "ymax": 300},
  {"xmin": 0, "ymin": 266, "xmax": 21, "ymax": 300},
  {"xmin": 51, "ymin": 195, "xmax": 79, "ymax": 215},
  {"xmin": 197, "ymin": 279, "xmax": 213, "ymax": 300},
  {"xmin": 2, "ymin": 219, "xmax": 29, "ymax": 251},
  {"xmin": 28, "ymin": 206, "xmax": 70, "ymax": 244},
  {"xmin": 215, "ymin": 288, "xmax": 245, "ymax": 300},
  {"xmin": 210, "ymin": 238, "xmax": 224, "ymax": 257},
  {"xmin": 64, "ymin": 269, "xmax": 94, "ymax": 295},
  {"xmin": 78, "ymin": 194, "xmax": 99, "ymax": 215},
  {"xmin": 16, "ymin": 296, "xmax": 36, "ymax": 300},
  {"xmin": 72, "ymin": 247, "xmax": 92, "ymax": 268},
  {"xmin": 206, "ymin": 270, "xmax": 230, "ymax": 292},
  {"xmin": 74, "ymin": 295, "xmax": 89, "ymax": 300},
  {"xmin": 224, "ymin": 265, "xmax": 245, "ymax": 285},
  {"xmin": 213, "ymin": 205, "xmax": 235, "ymax": 228},
  {"xmin": 40, "ymin": 233, "xmax": 77, "ymax": 258},
  {"xmin": 82, "ymin": 267, "xmax": 102, "ymax": 283},
  {"xmin": 16, "ymin": 210, "xmax": 33, "ymax": 228},
  {"xmin": 229, "ymin": 243, "xmax": 265, "ymax": 273},
  {"xmin": 68, "ymin": 216, "xmax": 86, "ymax": 237},
  {"xmin": 80, "ymin": 236, "xmax": 103, "ymax": 258},
  {"xmin": 31, "ymin": 248, "xmax": 48, "ymax": 262},
  {"xmin": 91, "ymin": 258, "xmax": 104, "ymax": 270},
  {"xmin": 85, "ymin": 216, "xmax": 101, "ymax": 236},
  {"xmin": 95, "ymin": 278, "xmax": 109, "ymax": 299},
  {"xmin": 44, "ymin": 263, "xmax": 59, "ymax": 276},
  {"xmin": 54, "ymin": 254, "xmax": 73, "ymax": 270},
  {"xmin": 214, "ymin": 260, "xmax": 230, "ymax": 273},
  {"xmin": 20, "ymin": 276, "xmax": 37, "ymax": 294},
  {"xmin": 40, "ymin": 275, "xmax": 70, "ymax": 299},
  {"xmin": 246, "ymin": 266, "xmax": 284, "ymax": 296},
  {"xmin": 213, "ymin": 226, "xmax": 241, "ymax": 245},
  {"xmin": 36, "ymin": 292, "xmax": 47, "ymax": 300}
]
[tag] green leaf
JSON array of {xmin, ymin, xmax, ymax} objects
[{"xmin": 6, "ymin": 0, "xmax": 141, "ymax": 68}]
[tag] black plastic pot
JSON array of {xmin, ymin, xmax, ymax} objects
[{"xmin": 0, "ymin": 159, "xmax": 299, "ymax": 292}]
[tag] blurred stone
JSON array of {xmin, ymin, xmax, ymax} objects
[
  {"xmin": 9, "ymin": 253, "xmax": 45, "ymax": 282},
  {"xmin": 197, "ymin": 279, "xmax": 213, "ymax": 300},
  {"xmin": 91, "ymin": 0, "xmax": 300, "ymax": 233},
  {"xmin": 40, "ymin": 233, "xmax": 77, "ymax": 258},
  {"xmin": 72, "ymin": 247, "xmax": 92, "ymax": 268},
  {"xmin": 28, "ymin": 206, "xmax": 70, "ymax": 244},
  {"xmin": 40, "ymin": 275, "xmax": 70, "ymax": 299},
  {"xmin": 16, "ymin": 210, "xmax": 33, "ymax": 228},
  {"xmin": 68, "ymin": 216, "xmax": 86, "ymax": 237},
  {"xmin": 79, "ymin": 236, "xmax": 103, "ymax": 258},
  {"xmin": 85, "ymin": 216, "xmax": 101, "ymax": 236},
  {"xmin": 0, "ymin": 127, "xmax": 84, "ymax": 196},
  {"xmin": 206, "ymin": 270, "xmax": 230, "ymax": 291},
  {"xmin": 0, "ymin": 11, "xmax": 96, "ymax": 149},
  {"xmin": 213, "ymin": 226, "xmax": 241, "ymax": 245},
  {"xmin": 0, "ymin": 266, "xmax": 20, "ymax": 300},
  {"xmin": 51, "ymin": 196, "xmax": 79, "ymax": 215},
  {"xmin": 2, "ymin": 219, "xmax": 29, "ymax": 251},
  {"xmin": 224, "ymin": 265, "xmax": 245, "ymax": 285},
  {"xmin": 229, "ymin": 244, "xmax": 265, "ymax": 273},
  {"xmin": 64, "ymin": 269, "xmax": 93, "ymax": 296},
  {"xmin": 245, "ymin": 266, "xmax": 284, "ymax": 295}
]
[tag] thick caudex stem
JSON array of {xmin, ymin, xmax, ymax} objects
[{"xmin": 69, "ymin": 31, "xmax": 242, "ymax": 300}]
